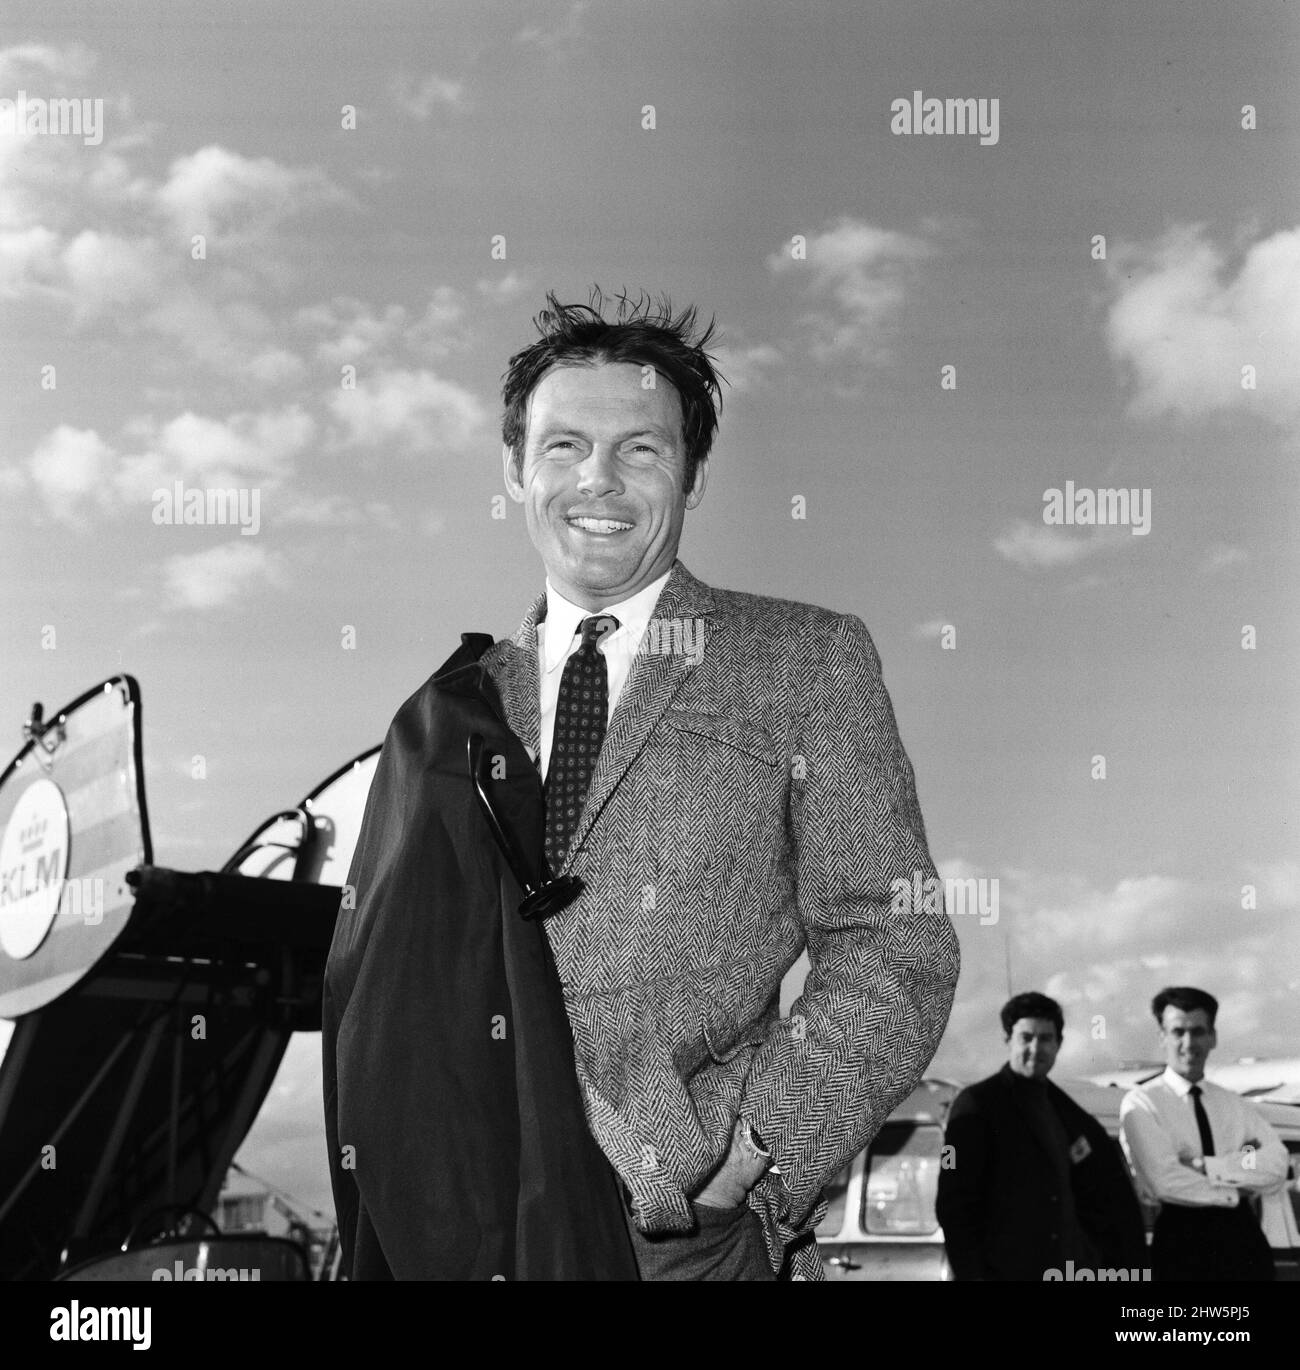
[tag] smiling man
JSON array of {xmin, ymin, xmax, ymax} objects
[
  {"xmin": 1120, "ymin": 986, "xmax": 1288, "ymax": 1282},
  {"xmin": 503, "ymin": 360, "xmax": 703, "ymax": 610},
  {"xmin": 326, "ymin": 288, "xmax": 958, "ymax": 1282},
  {"xmin": 485, "ymin": 288, "xmax": 958, "ymax": 1280}
]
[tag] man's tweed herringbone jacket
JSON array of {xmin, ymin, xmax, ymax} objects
[{"xmin": 480, "ymin": 559, "xmax": 960, "ymax": 1280}]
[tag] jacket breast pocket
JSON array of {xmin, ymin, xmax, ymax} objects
[
  {"xmin": 654, "ymin": 711, "xmax": 784, "ymax": 917},
  {"xmin": 661, "ymin": 710, "xmax": 779, "ymax": 767}
]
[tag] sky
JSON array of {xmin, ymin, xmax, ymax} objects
[{"xmin": 0, "ymin": 0, "xmax": 1297, "ymax": 1224}]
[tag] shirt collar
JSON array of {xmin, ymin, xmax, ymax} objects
[
  {"xmin": 1161, "ymin": 1066, "xmax": 1205, "ymax": 1097},
  {"xmin": 539, "ymin": 569, "xmax": 672, "ymax": 674}
]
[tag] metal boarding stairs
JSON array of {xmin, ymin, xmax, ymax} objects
[{"xmin": 0, "ymin": 676, "xmax": 377, "ymax": 1280}]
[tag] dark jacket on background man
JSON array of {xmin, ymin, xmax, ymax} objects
[{"xmin": 936, "ymin": 1064, "xmax": 1145, "ymax": 1280}]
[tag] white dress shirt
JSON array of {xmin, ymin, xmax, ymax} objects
[
  {"xmin": 536, "ymin": 569, "xmax": 672, "ymax": 782},
  {"xmin": 1120, "ymin": 1067, "xmax": 1289, "ymax": 1209}
]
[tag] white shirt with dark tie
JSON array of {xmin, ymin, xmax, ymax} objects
[
  {"xmin": 535, "ymin": 570, "xmax": 672, "ymax": 782},
  {"xmin": 1119, "ymin": 1067, "xmax": 1289, "ymax": 1209}
]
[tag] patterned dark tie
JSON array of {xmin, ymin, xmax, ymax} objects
[
  {"xmin": 544, "ymin": 614, "xmax": 618, "ymax": 874},
  {"xmin": 1189, "ymin": 1084, "xmax": 1215, "ymax": 1156}
]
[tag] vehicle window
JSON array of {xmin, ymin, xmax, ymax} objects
[
  {"xmin": 816, "ymin": 1165, "xmax": 850, "ymax": 1238},
  {"xmin": 862, "ymin": 1123, "xmax": 942, "ymax": 1236}
]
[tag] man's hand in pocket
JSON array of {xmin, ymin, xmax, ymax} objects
[{"xmin": 693, "ymin": 1119, "xmax": 771, "ymax": 1208}]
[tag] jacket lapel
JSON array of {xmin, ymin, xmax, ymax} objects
[
  {"xmin": 479, "ymin": 559, "xmax": 716, "ymax": 873},
  {"xmin": 481, "ymin": 587, "xmax": 545, "ymax": 764},
  {"xmin": 563, "ymin": 561, "xmax": 715, "ymax": 868}
]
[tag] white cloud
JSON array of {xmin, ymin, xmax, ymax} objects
[
  {"xmin": 156, "ymin": 145, "xmax": 350, "ymax": 239},
  {"xmin": 713, "ymin": 342, "xmax": 781, "ymax": 394},
  {"xmin": 244, "ymin": 348, "xmax": 306, "ymax": 386},
  {"xmin": 0, "ymin": 46, "xmax": 121, "ymax": 237},
  {"xmin": 391, "ymin": 73, "xmax": 466, "ymax": 120},
  {"xmin": 0, "ymin": 42, "xmax": 95, "ymax": 89},
  {"xmin": 250, "ymin": 493, "xmax": 399, "ymax": 533},
  {"xmin": 419, "ymin": 508, "xmax": 448, "ymax": 538},
  {"xmin": 476, "ymin": 271, "xmax": 529, "ymax": 303},
  {"xmin": 18, "ymin": 406, "xmax": 315, "ymax": 524},
  {"xmin": 1029, "ymin": 875, "xmax": 1188, "ymax": 952},
  {"xmin": 277, "ymin": 493, "xmax": 384, "ymax": 528},
  {"xmin": 302, "ymin": 287, "xmax": 466, "ymax": 367},
  {"xmin": 993, "ymin": 519, "xmax": 1112, "ymax": 570},
  {"xmin": 164, "ymin": 541, "xmax": 283, "ymax": 610},
  {"xmin": 931, "ymin": 863, "xmax": 1300, "ymax": 1078},
  {"xmin": 516, "ymin": 1, "xmax": 590, "ymax": 53},
  {"xmin": 164, "ymin": 406, "xmax": 314, "ymax": 476},
  {"xmin": 143, "ymin": 287, "xmax": 304, "ymax": 380},
  {"xmin": 912, "ymin": 619, "xmax": 950, "ymax": 641},
  {"xmin": 26, "ymin": 425, "xmax": 116, "ymax": 516},
  {"xmin": 768, "ymin": 217, "xmax": 934, "ymax": 363},
  {"xmin": 0, "ymin": 225, "xmax": 60, "ymax": 297},
  {"xmin": 0, "ymin": 72, "xmax": 344, "ymax": 380},
  {"xmin": 329, "ymin": 367, "xmax": 487, "ymax": 454},
  {"xmin": 1107, "ymin": 224, "xmax": 1300, "ymax": 430},
  {"xmin": 303, "ymin": 298, "xmax": 409, "ymax": 367},
  {"xmin": 408, "ymin": 287, "xmax": 468, "ymax": 355},
  {"xmin": 113, "ymin": 405, "xmax": 315, "ymax": 503},
  {"xmin": 1249, "ymin": 859, "xmax": 1300, "ymax": 908},
  {"xmin": 275, "ymin": 494, "xmax": 352, "ymax": 526},
  {"xmin": 1202, "ymin": 542, "xmax": 1247, "ymax": 574},
  {"xmin": 60, "ymin": 229, "xmax": 157, "ymax": 319}
]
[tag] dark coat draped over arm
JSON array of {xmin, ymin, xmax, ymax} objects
[{"xmin": 322, "ymin": 633, "xmax": 638, "ymax": 1280}]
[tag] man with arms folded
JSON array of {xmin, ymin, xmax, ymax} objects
[{"xmin": 1120, "ymin": 985, "xmax": 1288, "ymax": 1282}]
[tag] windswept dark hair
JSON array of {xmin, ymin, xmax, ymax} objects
[
  {"xmin": 1000, "ymin": 992, "xmax": 1064, "ymax": 1038},
  {"xmin": 1152, "ymin": 986, "xmax": 1218, "ymax": 1027},
  {"xmin": 501, "ymin": 287, "xmax": 723, "ymax": 492}
]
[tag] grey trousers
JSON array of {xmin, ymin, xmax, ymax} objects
[{"xmin": 622, "ymin": 1197, "xmax": 777, "ymax": 1281}]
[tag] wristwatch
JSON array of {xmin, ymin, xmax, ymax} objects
[{"xmin": 739, "ymin": 1119, "xmax": 775, "ymax": 1168}]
